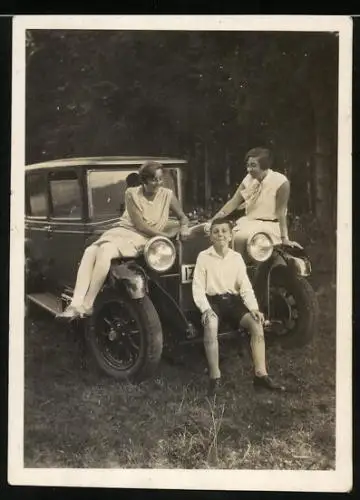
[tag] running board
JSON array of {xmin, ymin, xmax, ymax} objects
[{"xmin": 27, "ymin": 292, "xmax": 63, "ymax": 316}]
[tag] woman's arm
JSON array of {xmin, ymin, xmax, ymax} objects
[
  {"xmin": 212, "ymin": 183, "xmax": 245, "ymax": 220},
  {"xmin": 170, "ymin": 192, "xmax": 190, "ymax": 238},
  {"xmin": 170, "ymin": 192, "xmax": 189, "ymax": 226},
  {"xmin": 275, "ymin": 182, "xmax": 302, "ymax": 247},
  {"xmin": 275, "ymin": 180, "xmax": 290, "ymax": 241},
  {"xmin": 125, "ymin": 191, "xmax": 168, "ymax": 237}
]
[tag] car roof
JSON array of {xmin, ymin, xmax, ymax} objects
[{"xmin": 25, "ymin": 156, "xmax": 187, "ymax": 172}]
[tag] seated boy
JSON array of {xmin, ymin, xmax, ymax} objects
[{"xmin": 192, "ymin": 217, "xmax": 285, "ymax": 396}]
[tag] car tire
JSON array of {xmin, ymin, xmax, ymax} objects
[
  {"xmin": 268, "ymin": 266, "xmax": 319, "ymax": 349},
  {"xmin": 84, "ymin": 290, "xmax": 163, "ymax": 381}
]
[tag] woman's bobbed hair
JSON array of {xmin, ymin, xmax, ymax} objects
[
  {"xmin": 244, "ymin": 147, "xmax": 273, "ymax": 170},
  {"xmin": 138, "ymin": 161, "xmax": 163, "ymax": 184}
]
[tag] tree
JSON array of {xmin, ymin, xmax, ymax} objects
[{"xmin": 25, "ymin": 30, "xmax": 339, "ymax": 230}]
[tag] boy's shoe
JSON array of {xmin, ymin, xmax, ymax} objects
[
  {"xmin": 208, "ymin": 378, "xmax": 221, "ymax": 397},
  {"xmin": 253, "ymin": 375, "xmax": 285, "ymax": 392}
]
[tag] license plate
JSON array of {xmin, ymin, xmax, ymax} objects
[{"xmin": 181, "ymin": 264, "xmax": 195, "ymax": 283}]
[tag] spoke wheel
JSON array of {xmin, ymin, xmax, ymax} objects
[
  {"xmin": 269, "ymin": 286, "xmax": 299, "ymax": 336},
  {"xmin": 266, "ymin": 266, "xmax": 318, "ymax": 348},
  {"xmin": 96, "ymin": 301, "xmax": 142, "ymax": 372},
  {"xmin": 85, "ymin": 291, "xmax": 163, "ymax": 381}
]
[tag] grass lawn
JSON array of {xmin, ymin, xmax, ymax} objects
[{"xmin": 24, "ymin": 257, "xmax": 336, "ymax": 470}]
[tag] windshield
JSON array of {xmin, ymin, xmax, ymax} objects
[{"xmin": 87, "ymin": 167, "xmax": 179, "ymax": 220}]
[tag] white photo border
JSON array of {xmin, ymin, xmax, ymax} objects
[{"xmin": 8, "ymin": 14, "xmax": 353, "ymax": 492}]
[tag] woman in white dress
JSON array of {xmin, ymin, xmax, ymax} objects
[
  {"xmin": 58, "ymin": 161, "xmax": 189, "ymax": 320},
  {"xmin": 208, "ymin": 147, "xmax": 301, "ymax": 253}
]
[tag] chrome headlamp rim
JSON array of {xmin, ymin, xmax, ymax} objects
[
  {"xmin": 143, "ymin": 235, "xmax": 176, "ymax": 272},
  {"xmin": 246, "ymin": 231, "xmax": 274, "ymax": 262}
]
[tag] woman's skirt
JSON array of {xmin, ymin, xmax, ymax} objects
[
  {"xmin": 92, "ymin": 220, "xmax": 181, "ymax": 258},
  {"xmin": 232, "ymin": 216, "xmax": 281, "ymax": 254}
]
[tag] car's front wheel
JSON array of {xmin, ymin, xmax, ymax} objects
[{"xmin": 85, "ymin": 290, "xmax": 163, "ymax": 381}]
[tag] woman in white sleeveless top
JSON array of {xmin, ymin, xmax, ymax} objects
[
  {"xmin": 209, "ymin": 147, "xmax": 300, "ymax": 253},
  {"xmin": 58, "ymin": 161, "xmax": 189, "ymax": 320}
]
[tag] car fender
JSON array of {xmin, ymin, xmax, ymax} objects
[
  {"xmin": 148, "ymin": 279, "xmax": 194, "ymax": 338},
  {"xmin": 253, "ymin": 246, "xmax": 312, "ymax": 302},
  {"xmin": 274, "ymin": 245, "xmax": 312, "ymax": 277},
  {"xmin": 252, "ymin": 253, "xmax": 286, "ymax": 297},
  {"xmin": 109, "ymin": 261, "xmax": 148, "ymax": 299},
  {"xmin": 108, "ymin": 262, "xmax": 194, "ymax": 339}
]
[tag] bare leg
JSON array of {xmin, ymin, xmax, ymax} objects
[
  {"xmin": 203, "ymin": 313, "xmax": 221, "ymax": 379},
  {"xmin": 82, "ymin": 242, "xmax": 120, "ymax": 310},
  {"xmin": 240, "ymin": 312, "xmax": 267, "ymax": 377},
  {"xmin": 70, "ymin": 245, "xmax": 98, "ymax": 309}
]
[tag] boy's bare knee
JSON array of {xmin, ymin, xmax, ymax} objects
[
  {"xmin": 204, "ymin": 315, "xmax": 218, "ymax": 331},
  {"xmin": 204, "ymin": 319, "xmax": 218, "ymax": 344},
  {"xmin": 241, "ymin": 313, "xmax": 264, "ymax": 338}
]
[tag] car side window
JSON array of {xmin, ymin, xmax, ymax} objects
[
  {"xmin": 26, "ymin": 172, "xmax": 48, "ymax": 217},
  {"xmin": 49, "ymin": 171, "xmax": 82, "ymax": 219}
]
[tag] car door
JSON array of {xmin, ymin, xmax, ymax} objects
[
  {"xmin": 25, "ymin": 170, "xmax": 51, "ymax": 287},
  {"xmin": 46, "ymin": 168, "xmax": 87, "ymax": 292}
]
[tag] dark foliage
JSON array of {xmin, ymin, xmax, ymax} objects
[{"xmin": 26, "ymin": 30, "xmax": 338, "ymax": 227}]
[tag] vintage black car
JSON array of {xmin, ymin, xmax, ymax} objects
[{"xmin": 25, "ymin": 156, "xmax": 319, "ymax": 381}]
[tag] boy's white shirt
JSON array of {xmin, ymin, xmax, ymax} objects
[{"xmin": 191, "ymin": 245, "xmax": 259, "ymax": 314}]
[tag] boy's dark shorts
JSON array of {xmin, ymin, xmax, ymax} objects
[{"xmin": 206, "ymin": 293, "xmax": 249, "ymax": 326}]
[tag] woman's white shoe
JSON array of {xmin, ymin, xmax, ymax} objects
[
  {"xmin": 78, "ymin": 305, "xmax": 94, "ymax": 318},
  {"xmin": 56, "ymin": 305, "xmax": 82, "ymax": 321}
]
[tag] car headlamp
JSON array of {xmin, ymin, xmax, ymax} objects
[
  {"xmin": 246, "ymin": 232, "xmax": 274, "ymax": 262},
  {"xmin": 144, "ymin": 236, "xmax": 176, "ymax": 272}
]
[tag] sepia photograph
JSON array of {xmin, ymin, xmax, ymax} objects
[{"xmin": 9, "ymin": 15, "xmax": 352, "ymax": 491}]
